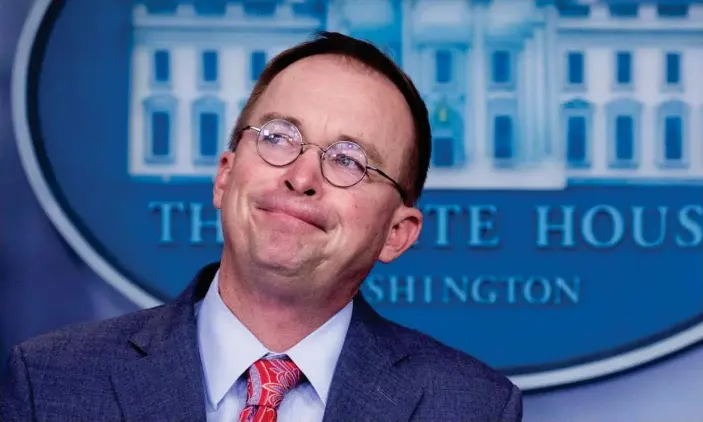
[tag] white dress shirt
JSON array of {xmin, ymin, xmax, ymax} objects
[{"xmin": 195, "ymin": 271, "xmax": 353, "ymax": 422}]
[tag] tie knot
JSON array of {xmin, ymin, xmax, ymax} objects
[{"xmin": 245, "ymin": 356, "xmax": 302, "ymax": 410}]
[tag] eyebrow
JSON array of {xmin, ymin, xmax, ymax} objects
[
  {"xmin": 259, "ymin": 111, "xmax": 302, "ymax": 128},
  {"xmin": 256, "ymin": 111, "xmax": 385, "ymax": 166}
]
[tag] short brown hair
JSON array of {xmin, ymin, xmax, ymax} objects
[{"xmin": 229, "ymin": 31, "xmax": 431, "ymax": 205}]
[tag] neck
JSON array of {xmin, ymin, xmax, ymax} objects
[{"xmin": 216, "ymin": 253, "xmax": 354, "ymax": 352}]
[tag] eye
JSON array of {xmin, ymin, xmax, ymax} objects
[
  {"xmin": 262, "ymin": 132, "xmax": 295, "ymax": 146},
  {"xmin": 334, "ymin": 154, "xmax": 358, "ymax": 168},
  {"xmin": 329, "ymin": 153, "xmax": 365, "ymax": 175},
  {"xmin": 326, "ymin": 142, "xmax": 368, "ymax": 173}
]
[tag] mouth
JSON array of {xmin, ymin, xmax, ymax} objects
[{"xmin": 257, "ymin": 205, "xmax": 328, "ymax": 232}]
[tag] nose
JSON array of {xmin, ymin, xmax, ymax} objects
[{"xmin": 282, "ymin": 146, "xmax": 324, "ymax": 197}]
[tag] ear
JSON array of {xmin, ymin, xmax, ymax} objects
[
  {"xmin": 378, "ymin": 206, "xmax": 423, "ymax": 263},
  {"xmin": 213, "ymin": 151, "xmax": 235, "ymax": 210}
]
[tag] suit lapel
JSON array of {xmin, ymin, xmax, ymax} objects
[
  {"xmin": 323, "ymin": 295, "xmax": 424, "ymax": 422},
  {"xmin": 109, "ymin": 264, "xmax": 218, "ymax": 422}
]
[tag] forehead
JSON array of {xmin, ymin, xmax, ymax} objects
[{"xmin": 249, "ymin": 55, "xmax": 414, "ymax": 168}]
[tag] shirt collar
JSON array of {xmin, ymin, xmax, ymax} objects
[
  {"xmin": 196, "ymin": 270, "xmax": 353, "ymax": 409},
  {"xmin": 284, "ymin": 294, "xmax": 352, "ymax": 405}
]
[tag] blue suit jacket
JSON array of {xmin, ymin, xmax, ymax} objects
[{"xmin": 1, "ymin": 263, "xmax": 522, "ymax": 421}]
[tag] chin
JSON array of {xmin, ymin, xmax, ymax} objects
[
  {"xmin": 252, "ymin": 225, "xmax": 321, "ymax": 257},
  {"xmin": 251, "ymin": 249, "xmax": 313, "ymax": 277}
]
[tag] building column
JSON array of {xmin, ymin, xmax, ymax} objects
[
  {"xmin": 692, "ymin": 107, "xmax": 703, "ymax": 175},
  {"xmin": 520, "ymin": 37, "xmax": 536, "ymax": 163},
  {"xmin": 639, "ymin": 106, "xmax": 656, "ymax": 174},
  {"xmin": 401, "ymin": 0, "xmax": 415, "ymax": 78},
  {"xmin": 471, "ymin": 2, "xmax": 488, "ymax": 163},
  {"xmin": 533, "ymin": 25, "xmax": 547, "ymax": 162},
  {"xmin": 591, "ymin": 103, "xmax": 608, "ymax": 173},
  {"xmin": 543, "ymin": 5, "xmax": 559, "ymax": 161},
  {"xmin": 175, "ymin": 47, "xmax": 192, "ymax": 170}
]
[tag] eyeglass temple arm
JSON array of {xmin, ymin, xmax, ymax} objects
[
  {"xmin": 367, "ymin": 166, "xmax": 408, "ymax": 204},
  {"xmin": 241, "ymin": 125, "xmax": 260, "ymax": 135}
]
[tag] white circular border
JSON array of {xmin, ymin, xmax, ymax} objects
[
  {"xmin": 12, "ymin": 0, "xmax": 162, "ymax": 310},
  {"xmin": 12, "ymin": 0, "xmax": 703, "ymax": 391}
]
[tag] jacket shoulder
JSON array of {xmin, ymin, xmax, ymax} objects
[
  {"xmin": 14, "ymin": 305, "xmax": 169, "ymax": 366},
  {"xmin": 377, "ymin": 318, "xmax": 522, "ymax": 420},
  {"xmin": 1, "ymin": 305, "xmax": 180, "ymax": 421},
  {"xmin": 385, "ymin": 319, "xmax": 512, "ymax": 383}
]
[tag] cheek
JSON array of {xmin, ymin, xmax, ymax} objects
[
  {"xmin": 228, "ymin": 158, "xmax": 262, "ymax": 195},
  {"xmin": 339, "ymin": 196, "xmax": 389, "ymax": 243},
  {"xmin": 222, "ymin": 163, "xmax": 255, "ymax": 216}
]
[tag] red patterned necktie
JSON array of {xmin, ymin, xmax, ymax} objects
[{"xmin": 238, "ymin": 356, "xmax": 302, "ymax": 422}]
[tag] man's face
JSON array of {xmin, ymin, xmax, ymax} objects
[{"xmin": 214, "ymin": 54, "xmax": 422, "ymax": 300}]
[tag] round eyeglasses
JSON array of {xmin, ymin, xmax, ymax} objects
[{"xmin": 239, "ymin": 119, "xmax": 407, "ymax": 203}]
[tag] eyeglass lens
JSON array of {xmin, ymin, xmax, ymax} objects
[{"xmin": 255, "ymin": 119, "xmax": 369, "ymax": 187}]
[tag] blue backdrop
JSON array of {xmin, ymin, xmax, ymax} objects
[{"xmin": 2, "ymin": 0, "xmax": 703, "ymax": 420}]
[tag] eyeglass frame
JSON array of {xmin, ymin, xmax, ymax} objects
[{"xmin": 237, "ymin": 119, "xmax": 408, "ymax": 204}]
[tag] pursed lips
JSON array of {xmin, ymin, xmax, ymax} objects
[{"xmin": 257, "ymin": 202, "xmax": 328, "ymax": 232}]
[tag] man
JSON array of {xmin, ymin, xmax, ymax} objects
[{"xmin": 1, "ymin": 32, "xmax": 522, "ymax": 421}]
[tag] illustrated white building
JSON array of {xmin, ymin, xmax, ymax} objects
[
  {"xmin": 556, "ymin": 1, "xmax": 703, "ymax": 184},
  {"xmin": 128, "ymin": 1, "xmax": 325, "ymax": 180},
  {"xmin": 403, "ymin": 0, "xmax": 565, "ymax": 189},
  {"xmin": 127, "ymin": 0, "xmax": 703, "ymax": 189}
]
